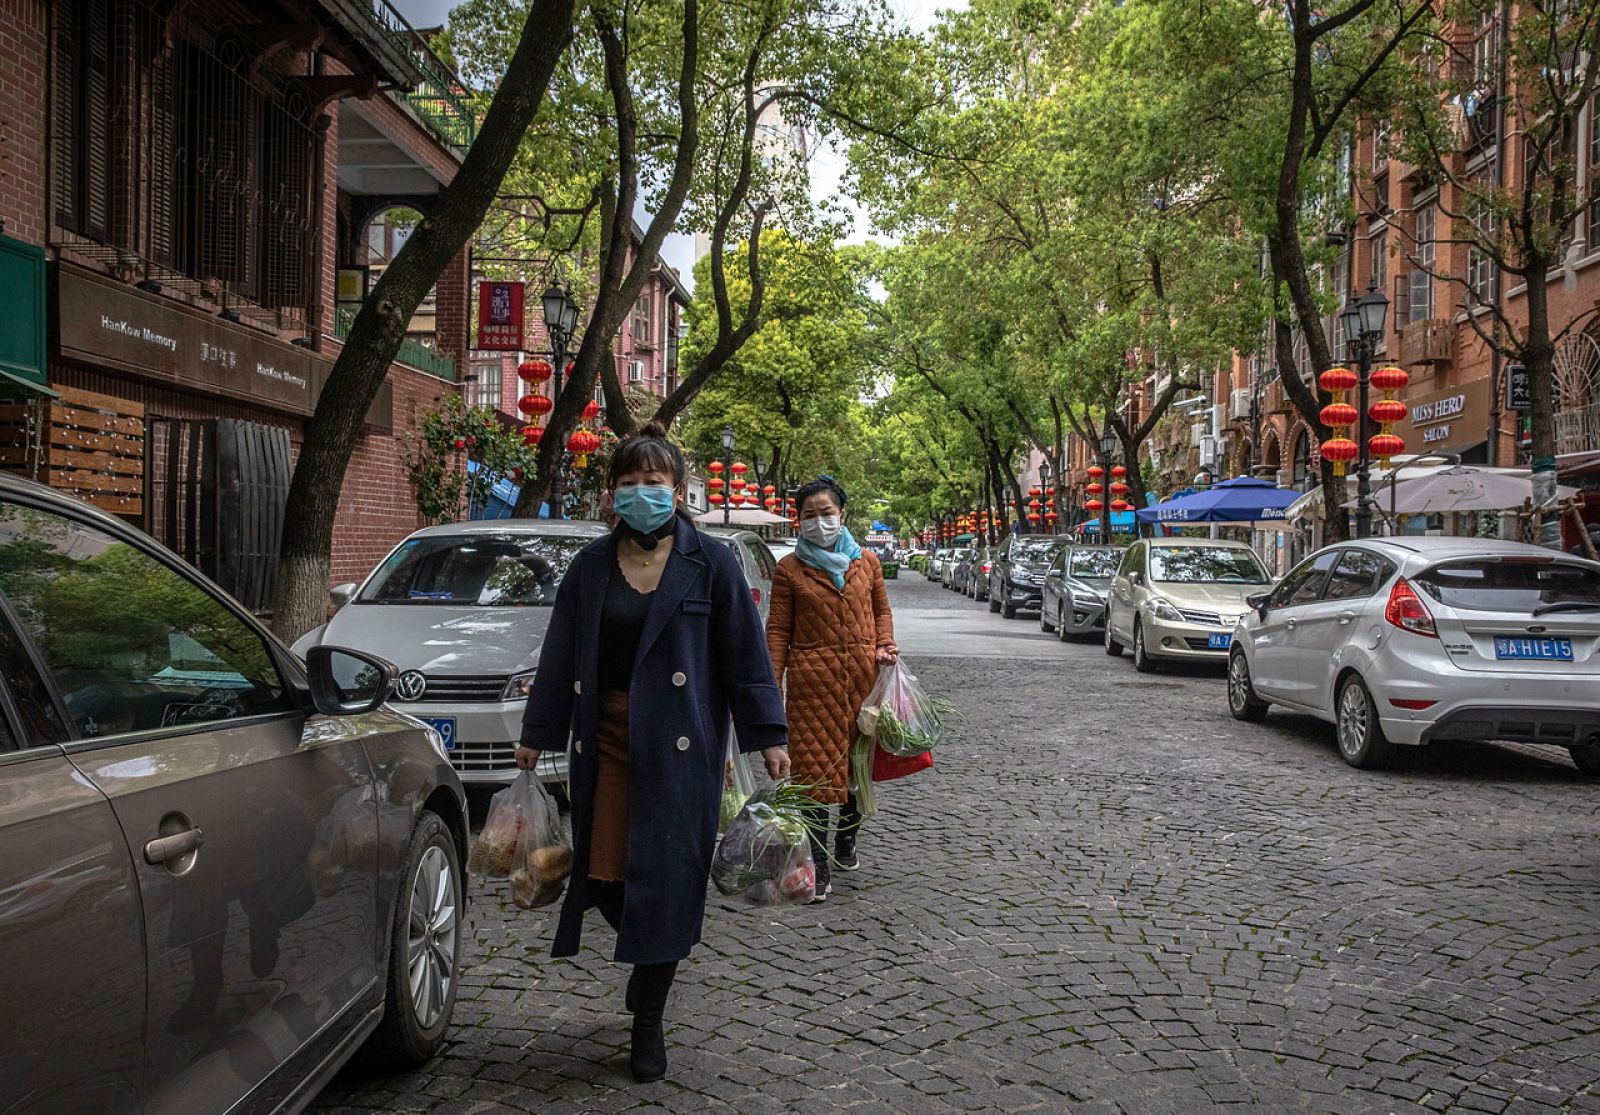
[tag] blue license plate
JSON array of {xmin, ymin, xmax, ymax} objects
[
  {"xmin": 1208, "ymin": 633, "xmax": 1233, "ymax": 650},
  {"xmin": 421, "ymin": 717, "xmax": 457, "ymax": 749},
  {"xmin": 1494, "ymin": 637, "xmax": 1573, "ymax": 661}
]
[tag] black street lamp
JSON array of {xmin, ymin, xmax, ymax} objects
[
  {"xmin": 1098, "ymin": 421, "xmax": 1118, "ymax": 546},
  {"xmin": 721, "ymin": 424, "xmax": 736, "ymax": 526},
  {"xmin": 1339, "ymin": 282, "xmax": 1390, "ymax": 539},
  {"xmin": 541, "ymin": 282, "xmax": 581, "ymax": 519}
]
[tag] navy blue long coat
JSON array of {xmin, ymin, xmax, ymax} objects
[{"xmin": 519, "ymin": 515, "xmax": 788, "ymax": 964}]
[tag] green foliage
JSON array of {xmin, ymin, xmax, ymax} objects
[{"xmin": 404, "ymin": 394, "xmax": 535, "ymax": 524}]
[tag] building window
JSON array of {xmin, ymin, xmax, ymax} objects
[
  {"xmin": 1589, "ymin": 93, "xmax": 1600, "ymax": 250},
  {"xmin": 1410, "ymin": 202, "xmax": 1435, "ymax": 322},
  {"xmin": 1467, "ymin": 176, "xmax": 1499, "ymax": 304},
  {"xmin": 632, "ymin": 293, "xmax": 654, "ymax": 349},
  {"xmin": 467, "ymin": 360, "xmax": 502, "ymax": 411},
  {"xmin": 1368, "ymin": 227, "xmax": 1387, "ymax": 294},
  {"xmin": 53, "ymin": 0, "xmax": 115, "ymax": 241},
  {"xmin": 1292, "ymin": 429, "xmax": 1311, "ymax": 487}
]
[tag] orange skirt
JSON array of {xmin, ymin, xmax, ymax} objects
[{"xmin": 588, "ymin": 690, "xmax": 630, "ymax": 882}]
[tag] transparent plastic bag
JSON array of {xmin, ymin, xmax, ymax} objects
[
  {"xmin": 467, "ymin": 775, "xmax": 530, "ymax": 878},
  {"xmin": 856, "ymin": 658, "xmax": 945, "ymax": 757},
  {"xmin": 508, "ymin": 774, "xmax": 571, "ymax": 910},
  {"xmin": 711, "ymin": 783, "xmax": 816, "ymax": 906},
  {"xmin": 719, "ymin": 732, "xmax": 758, "ymax": 834}
]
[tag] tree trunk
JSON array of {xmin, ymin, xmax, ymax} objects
[
  {"xmin": 1524, "ymin": 268, "xmax": 1561, "ymax": 537},
  {"xmin": 270, "ymin": 0, "xmax": 575, "ymax": 641}
]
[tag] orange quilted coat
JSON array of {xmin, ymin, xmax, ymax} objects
[{"xmin": 765, "ymin": 551, "xmax": 895, "ymax": 804}]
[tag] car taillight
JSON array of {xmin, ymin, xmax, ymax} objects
[
  {"xmin": 1384, "ymin": 578, "xmax": 1437, "ymax": 638},
  {"xmin": 1389, "ymin": 698, "xmax": 1437, "ymax": 710},
  {"xmin": 982, "ymin": 563, "xmax": 992, "ymax": 572}
]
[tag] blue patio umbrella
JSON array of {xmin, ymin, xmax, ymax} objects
[
  {"xmin": 1135, "ymin": 476, "xmax": 1300, "ymax": 525},
  {"xmin": 1079, "ymin": 510, "xmax": 1138, "ymax": 534}
]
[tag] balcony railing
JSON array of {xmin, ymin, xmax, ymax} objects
[
  {"xmin": 1556, "ymin": 399, "xmax": 1600, "ymax": 455},
  {"xmin": 366, "ymin": 0, "xmax": 478, "ymax": 151},
  {"xmin": 333, "ymin": 305, "xmax": 458, "ymax": 381}
]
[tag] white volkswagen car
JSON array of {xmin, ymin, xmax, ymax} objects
[
  {"xmin": 1226, "ymin": 537, "xmax": 1600, "ymax": 771},
  {"xmin": 294, "ymin": 521, "xmax": 610, "ymax": 785}
]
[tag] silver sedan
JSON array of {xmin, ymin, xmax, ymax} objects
[{"xmin": 1040, "ymin": 544, "xmax": 1124, "ymax": 639}]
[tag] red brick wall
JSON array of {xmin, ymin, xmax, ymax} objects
[{"xmin": 0, "ymin": 0, "xmax": 48, "ymax": 244}]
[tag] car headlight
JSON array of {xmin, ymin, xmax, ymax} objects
[
  {"xmin": 1072, "ymin": 590, "xmax": 1102, "ymax": 607},
  {"xmin": 501, "ymin": 670, "xmax": 538, "ymax": 702},
  {"xmin": 1148, "ymin": 597, "xmax": 1183, "ymax": 622}
]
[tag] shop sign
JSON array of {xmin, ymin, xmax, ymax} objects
[
  {"xmin": 54, "ymin": 266, "xmax": 391, "ymax": 427},
  {"xmin": 1393, "ymin": 377, "xmax": 1490, "ymax": 453},
  {"xmin": 1505, "ymin": 363, "xmax": 1531, "ymax": 411},
  {"xmin": 476, "ymin": 280, "xmax": 524, "ymax": 350}
]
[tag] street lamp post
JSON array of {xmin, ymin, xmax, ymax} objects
[
  {"xmin": 1339, "ymin": 283, "xmax": 1391, "ymax": 540},
  {"xmin": 1039, "ymin": 460, "xmax": 1053, "ymax": 535},
  {"xmin": 752, "ymin": 456, "xmax": 767, "ymax": 534},
  {"xmin": 1098, "ymin": 422, "xmax": 1117, "ymax": 546},
  {"xmin": 540, "ymin": 283, "xmax": 581, "ymax": 519},
  {"xmin": 721, "ymin": 424, "xmax": 736, "ymax": 526}
]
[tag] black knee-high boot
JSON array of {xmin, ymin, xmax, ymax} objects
[
  {"xmin": 629, "ymin": 961, "xmax": 677, "ymax": 1082},
  {"xmin": 835, "ymin": 793, "xmax": 862, "ymax": 870}
]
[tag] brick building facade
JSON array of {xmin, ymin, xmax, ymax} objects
[{"xmin": 0, "ymin": 0, "xmax": 475, "ymax": 605}]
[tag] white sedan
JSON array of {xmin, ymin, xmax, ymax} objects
[
  {"xmin": 294, "ymin": 520, "xmax": 609, "ymax": 785},
  {"xmin": 1226, "ymin": 537, "xmax": 1600, "ymax": 771}
]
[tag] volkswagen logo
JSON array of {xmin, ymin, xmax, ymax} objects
[{"xmin": 396, "ymin": 671, "xmax": 427, "ymax": 702}]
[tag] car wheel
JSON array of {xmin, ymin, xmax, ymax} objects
[
  {"xmin": 1040, "ymin": 602, "xmax": 1056, "ymax": 633},
  {"xmin": 1001, "ymin": 586, "xmax": 1017, "ymax": 619},
  {"xmin": 1104, "ymin": 620, "xmax": 1123, "ymax": 656},
  {"xmin": 1227, "ymin": 650, "xmax": 1270, "ymax": 722},
  {"xmin": 1058, "ymin": 613, "xmax": 1072, "ymax": 642},
  {"xmin": 1335, "ymin": 675, "xmax": 1394, "ymax": 769},
  {"xmin": 1132, "ymin": 619, "xmax": 1158, "ymax": 673},
  {"xmin": 1568, "ymin": 735, "xmax": 1600, "ymax": 776},
  {"xmin": 364, "ymin": 810, "xmax": 463, "ymax": 1068},
  {"xmin": 989, "ymin": 593, "xmax": 1001, "ymax": 614}
]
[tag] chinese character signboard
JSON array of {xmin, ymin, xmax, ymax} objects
[
  {"xmin": 477, "ymin": 281, "xmax": 525, "ymax": 351},
  {"xmin": 1505, "ymin": 363, "xmax": 1530, "ymax": 412}
]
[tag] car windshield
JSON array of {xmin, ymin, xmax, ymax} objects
[
  {"xmin": 358, "ymin": 534, "xmax": 588, "ymax": 606},
  {"xmin": 1149, "ymin": 547, "xmax": 1270, "ymax": 584},
  {"xmin": 1013, "ymin": 539, "xmax": 1063, "ymax": 564},
  {"xmin": 1071, "ymin": 550, "xmax": 1121, "ymax": 579},
  {"xmin": 1416, "ymin": 559, "xmax": 1600, "ymax": 613}
]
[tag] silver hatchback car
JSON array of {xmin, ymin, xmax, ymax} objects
[
  {"xmin": 0, "ymin": 477, "xmax": 467, "ymax": 1113},
  {"xmin": 1226, "ymin": 537, "xmax": 1600, "ymax": 771}
]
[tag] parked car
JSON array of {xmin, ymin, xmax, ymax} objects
[
  {"xmin": 968, "ymin": 546, "xmax": 996, "ymax": 601},
  {"xmin": 1105, "ymin": 538, "xmax": 1273, "ymax": 671},
  {"xmin": 0, "ymin": 476, "xmax": 466, "ymax": 1113},
  {"xmin": 927, "ymin": 548, "xmax": 952, "ymax": 581},
  {"xmin": 704, "ymin": 526, "xmax": 778, "ymax": 621},
  {"xmin": 988, "ymin": 534, "xmax": 1068, "ymax": 618},
  {"xmin": 1226, "ymin": 537, "xmax": 1600, "ymax": 771},
  {"xmin": 944, "ymin": 547, "xmax": 973, "ymax": 590},
  {"xmin": 767, "ymin": 537, "xmax": 799, "ymax": 566},
  {"xmin": 1040, "ymin": 544, "xmax": 1125, "ymax": 638},
  {"xmin": 294, "ymin": 520, "xmax": 612, "ymax": 785}
]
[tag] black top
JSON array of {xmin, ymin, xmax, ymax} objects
[{"xmin": 598, "ymin": 564, "xmax": 652, "ymax": 693}]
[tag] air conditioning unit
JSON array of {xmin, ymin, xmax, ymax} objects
[
  {"xmin": 1230, "ymin": 388, "xmax": 1252, "ymax": 420},
  {"xmin": 1190, "ymin": 422, "xmax": 1207, "ymax": 448},
  {"xmin": 628, "ymin": 360, "xmax": 644, "ymax": 383}
]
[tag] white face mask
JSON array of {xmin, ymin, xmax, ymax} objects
[{"xmin": 801, "ymin": 514, "xmax": 843, "ymax": 548}]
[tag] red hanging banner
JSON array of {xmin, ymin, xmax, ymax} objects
[{"xmin": 477, "ymin": 280, "xmax": 525, "ymax": 351}]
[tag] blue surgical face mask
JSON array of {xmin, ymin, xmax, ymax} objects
[{"xmin": 613, "ymin": 484, "xmax": 677, "ymax": 533}]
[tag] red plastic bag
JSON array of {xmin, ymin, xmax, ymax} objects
[{"xmin": 871, "ymin": 745, "xmax": 933, "ymax": 782}]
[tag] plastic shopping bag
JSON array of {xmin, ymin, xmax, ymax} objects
[
  {"xmin": 467, "ymin": 775, "xmax": 530, "ymax": 878},
  {"xmin": 508, "ymin": 774, "xmax": 572, "ymax": 910},
  {"xmin": 711, "ymin": 783, "xmax": 816, "ymax": 906},
  {"xmin": 719, "ymin": 732, "xmax": 757, "ymax": 834},
  {"xmin": 856, "ymin": 658, "xmax": 947, "ymax": 757}
]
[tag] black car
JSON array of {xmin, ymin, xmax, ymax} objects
[{"xmin": 987, "ymin": 534, "xmax": 1068, "ymax": 618}]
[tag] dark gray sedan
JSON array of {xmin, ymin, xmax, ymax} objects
[
  {"xmin": 1040, "ymin": 544, "xmax": 1126, "ymax": 639},
  {"xmin": 0, "ymin": 476, "xmax": 467, "ymax": 1113}
]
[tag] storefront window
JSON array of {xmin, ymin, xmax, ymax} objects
[{"xmin": 1292, "ymin": 429, "xmax": 1310, "ymax": 487}]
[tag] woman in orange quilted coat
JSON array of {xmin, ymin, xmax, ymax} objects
[{"xmin": 766, "ymin": 476, "xmax": 897, "ymax": 902}]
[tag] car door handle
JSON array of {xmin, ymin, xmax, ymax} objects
[
  {"xmin": 1338, "ymin": 610, "xmax": 1357, "ymax": 624},
  {"xmin": 144, "ymin": 827, "xmax": 204, "ymax": 865},
  {"xmin": 1285, "ymin": 617, "xmax": 1298, "ymax": 629}
]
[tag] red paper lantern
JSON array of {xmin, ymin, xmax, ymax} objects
[
  {"xmin": 1368, "ymin": 432, "xmax": 1406, "ymax": 459},
  {"xmin": 709, "ymin": 493, "xmax": 724, "ymax": 506},
  {"xmin": 1085, "ymin": 499, "xmax": 1106, "ymax": 513},
  {"xmin": 709, "ymin": 461, "xmax": 725, "ymax": 474},
  {"xmin": 1111, "ymin": 464, "xmax": 1128, "ymax": 479},
  {"xmin": 521, "ymin": 426, "xmax": 543, "ymax": 446},
  {"xmin": 1110, "ymin": 481, "xmax": 1130, "ymax": 496},
  {"xmin": 1319, "ymin": 437, "xmax": 1359, "ymax": 463},
  {"xmin": 1087, "ymin": 465, "xmax": 1105, "ymax": 479},
  {"xmin": 1027, "ymin": 512, "xmax": 1042, "ymax": 522},
  {"xmin": 731, "ymin": 478, "xmax": 746, "ymax": 491},
  {"xmin": 1319, "ymin": 367, "xmax": 1359, "ymax": 393},
  {"xmin": 1319, "ymin": 402, "xmax": 1359, "ymax": 428},
  {"xmin": 518, "ymin": 393, "xmax": 553, "ymax": 416},
  {"xmin": 1045, "ymin": 511, "xmax": 1059, "ymax": 522},
  {"xmin": 582, "ymin": 400, "xmax": 601, "ymax": 420},
  {"xmin": 1370, "ymin": 365, "xmax": 1410, "ymax": 391},
  {"xmin": 1029, "ymin": 487, "xmax": 1041, "ymax": 498},
  {"xmin": 763, "ymin": 484, "xmax": 776, "ymax": 494},
  {"xmin": 1111, "ymin": 499, "xmax": 1133, "ymax": 512},
  {"xmin": 708, "ymin": 477, "xmax": 725, "ymax": 491},
  {"xmin": 517, "ymin": 359, "xmax": 553, "ymax": 383},
  {"xmin": 1085, "ymin": 482, "xmax": 1105, "ymax": 496},
  {"xmin": 732, "ymin": 461, "xmax": 748, "ymax": 476},
  {"xmin": 567, "ymin": 432, "xmax": 587, "ymax": 453},
  {"xmin": 1369, "ymin": 399, "xmax": 1408, "ymax": 424}
]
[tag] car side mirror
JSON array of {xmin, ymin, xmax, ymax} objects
[
  {"xmin": 1246, "ymin": 592, "xmax": 1271, "ymax": 620},
  {"xmin": 330, "ymin": 582, "xmax": 359, "ymax": 610},
  {"xmin": 305, "ymin": 645, "xmax": 397, "ymax": 716},
  {"xmin": 1131, "ymin": 571, "xmax": 1145, "ymax": 587}
]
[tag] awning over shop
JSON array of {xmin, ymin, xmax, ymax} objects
[
  {"xmin": 1136, "ymin": 476, "xmax": 1300, "ymax": 525},
  {"xmin": 0, "ymin": 236, "xmax": 51, "ymax": 394}
]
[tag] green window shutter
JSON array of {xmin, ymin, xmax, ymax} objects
[{"xmin": 0, "ymin": 237, "xmax": 48, "ymax": 387}]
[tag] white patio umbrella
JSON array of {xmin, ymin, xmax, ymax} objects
[
  {"xmin": 694, "ymin": 507, "xmax": 791, "ymax": 527},
  {"xmin": 1347, "ymin": 466, "xmax": 1577, "ymax": 515}
]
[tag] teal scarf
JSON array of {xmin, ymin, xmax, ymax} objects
[{"xmin": 796, "ymin": 528, "xmax": 862, "ymax": 592}]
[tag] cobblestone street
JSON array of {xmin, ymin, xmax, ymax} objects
[{"xmin": 315, "ymin": 574, "xmax": 1600, "ymax": 1114}]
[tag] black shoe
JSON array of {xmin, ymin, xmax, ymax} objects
[
  {"xmin": 834, "ymin": 835, "xmax": 859, "ymax": 872},
  {"xmin": 630, "ymin": 1018, "xmax": 667, "ymax": 1082}
]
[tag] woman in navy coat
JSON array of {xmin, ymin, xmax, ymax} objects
[{"xmin": 515, "ymin": 421, "xmax": 790, "ymax": 1083}]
